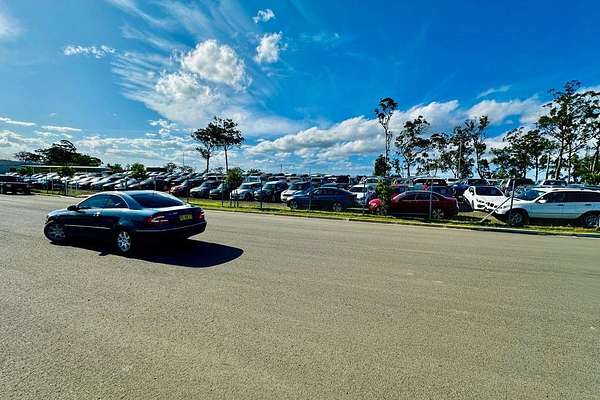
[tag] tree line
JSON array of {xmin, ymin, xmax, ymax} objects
[{"xmin": 374, "ymin": 80, "xmax": 600, "ymax": 183}]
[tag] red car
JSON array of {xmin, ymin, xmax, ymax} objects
[{"xmin": 369, "ymin": 190, "xmax": 459, "ymax": 219}]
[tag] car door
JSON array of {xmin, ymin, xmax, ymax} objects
[
  {"xmin": 64, "ymin": 194, "xmax": 110, "ymax": 236},
  {"xmin": 414, "ymin": 192, "xmax": 436, "ymax": 215},
  {"xmin": 395, "ymin": 192, "xmax": 417, "ymax": 214},
  {"xmin": 532, "ymin": 191, "xmax": 566, "ymax": 219},
  {"xmin": 97, "ymin": 195, "xmax": 129, "ymax": 237},
  {"xmin": 562, "ymin": 191, "xmax": 597, "ymax": 220},
  {"xmin": 310, "ymin": 189, "xmax": 325, "ymax": 209}
]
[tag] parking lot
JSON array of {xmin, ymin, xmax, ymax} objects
[{"xmin": 1, "ymin": 194, "xmax": 599, "ymax": 399}]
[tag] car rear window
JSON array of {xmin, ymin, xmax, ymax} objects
[
  {"xmin": 475, "ymin": 187, "xmax": 502, "ymax": 196},
  {"xmin": 131, "ymin": 193, "xmax": 184, "ymax": 208}
]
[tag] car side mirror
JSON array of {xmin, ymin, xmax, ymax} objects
[
  {"xmin": 67, "ymin": 205, "xmax": 79, "ymax": 211},
  {"xmin": 537, "ymin": 199, "xmax": 547, "ymax": 204}
]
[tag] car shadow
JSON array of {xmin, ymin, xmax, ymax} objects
[{"xmin": 54, "ymin": 239, "xmax": 243, "ymax": 268}]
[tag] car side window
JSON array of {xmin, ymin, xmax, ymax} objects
[
  {"xmin": 312, "ymin": 189, "xmax": 322, "ymax": 196},
  {"xmin": 542, "ymin": 192, "xmax": 565, "ymax": 203},
  {"xmin": 402, "ymin": 193, "xmax": 417, "ymax": 200},
  {"xmin": 564, "ymin": 191, "xmax": 586, "ymax": 202},
  {"xmin": 78, "ymin": 195, "xmax": 109, "ymax": 209},
  {"xmin": 104, "ymin": 195, "xmax": 128, "ymax": 209}
]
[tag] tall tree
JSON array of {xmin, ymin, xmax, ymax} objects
[
  {"xmin": 462, "ymin": 116, "xmax": 490, "ymax": 178},
  {"xmin": 214, "ymin": 117, "xmax": 244, "ymax": 173},
  {"xmin": 14, "ymin": 140, "xmax": 101, "ymax": 166},
  {"xmin": 374, "ymin": 97, "xmax": 398, "ymax": 174},
  {"xmin": 373, "ymin": 154, "xmax": 390, "ymax": 176},
  {"xmin": 394, "ymin": 116, "xmax": 431, "ymax": 177},
  {"xmin": 191, "ymin": 124, "xmax": 218, "ymax": 173},
  {"xmin": 537, "ymin": 80, "xmax": 596, "ymax": 182},
  {"xmin": 14, "ymin": 151, "xmax": 43, "ymax": 163},
  {"xmin": 442, "ymin": 122, "xmax": 475, "ymax": 179}
]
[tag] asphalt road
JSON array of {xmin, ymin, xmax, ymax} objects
[{"xmin": 1, "ymin": 194, "xmax": 599, "ymax": 399}]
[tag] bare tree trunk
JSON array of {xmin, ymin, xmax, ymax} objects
[
  {"xmin": 592, "ymin": 142, "xmax": 599, "ymax": 174},
  {"xmin": 535, "ymin": 157, "xmax": 539, "ymax": 181},
  {"xmin": 545, "ymin": 154, "xmax": 551, "ymax": 180},
  {"xmin": 224, "ymin": 146, "xmax": 229, "ymax": 173},
  {"xmin": 567, "ymin": 143, "xmax": 573, "ymax": 183},
  {"xmin": 205, "ymin": 156, "xmax": 210, "ymax": 174}
]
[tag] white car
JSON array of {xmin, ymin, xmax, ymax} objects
[
  {"xmin": 463, "ymin": 185, "xmax": 506, "ymax": 211},
  {"xmin": 349, "ymin": 184, "xmax": 376, "ymax": 205},
  {"xmin": 493, "ymin": 188, "xmax": 600, "ymax": 228}
]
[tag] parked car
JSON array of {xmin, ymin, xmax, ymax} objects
[
  {"xmin": 209, "ymin": 182, "xmax": 239, "ymax": 200},
  {"xmin": 170, "ymin": 178, "xmax": 203, "ymax": 197},
  {"xmin": 287, "ymin": 187, "xmax": 356, "ymax": 211},
  {"xmin": 0, "ymin": 175, "xmax": 31, "ymax": 194},
  {"xmin": 43, "ymin": 191, "xmax": 206, "ymax": 254},
  {"xmin": 114, "ymin": 179, "xmax": 139, "ymax": 191},
  {"xmin": 349, "ymin": 184, "xmax": 377, "ymax": 206},
  {"xmin": 280, "ymin": 181, "xmax": 312, "ymax": 202},
  {"xmin": 492, "ymin": 188, "xmax": 600, "ymax": 227},
  {"xmin": 412, "ymin": 177, "xmax": 447, "ymax": 186},
  {"xmin": 190, "ymin": 180, "xmax": 221, "ymax": 199},
  {"xmin": 536, "ymin": 179, "xmax": 567, "ymax": 188},
  {"xmin": 369, "ymin": 191, "xmax": 459, "ymax": 219},
  {"xmin": 128, "ymin": 178, "xmax": 170, "ymax": 191},
  {"xmin": 501, "ymin": 178, "xmax": 535, "ymax": 194},
  {"xmin": 463, "ymin": 185, "xmax": 506, "ymax": 211},
  {"xmin": 230, "ymin": 182, "xmax": 262, "ymax": 201},
  {"xmin": 453, "ymin": 178, "xmax": 490, "ymax": 197},
  {"xmin": 254, "ymin": 181, "xmax": 289, "ymax": 202}
]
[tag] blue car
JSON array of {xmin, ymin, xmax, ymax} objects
[{"xmin": 287, "ymin": 187, "xmax": 356, "ymax": 211}]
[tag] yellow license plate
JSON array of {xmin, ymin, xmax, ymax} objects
[{"xmin": 179, "ymin": 214, "xmax": 192, "ymax": 221}]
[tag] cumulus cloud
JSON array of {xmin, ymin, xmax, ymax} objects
[
  {"xmin": 63, "ymin": 45, "xmax": 116, "ymax": 58},
  {"xmin": 0, "ymin": 116, "xmax": 36, "ymax": 127},
  {"xmin": 0, "ymin": 7, "xmax": 21, "ymax": 40},
  {"xmin": 180, "ymin": 39, "xmax": 249, "ymax": 89},
  {"xmin": 466, "ymin": 97, "xmax": 542, "ymax": 125},
  {"xmin": 477, "ymin": 84, "xmax": 511, "ymax": 98},
  {"xmin": 0, "ymin": 130, "xmax": 47, "ymax": 158},
  {"xmin": 253, "ymin": 9, "xmax": 275, "ymax": 23},
  {"xmin": 254, "ymin": 32, "xmax": 286, "ymax": 64}
]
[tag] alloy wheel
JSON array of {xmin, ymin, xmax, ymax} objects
[
  {"xmin": 508, "ymin": 211, "xmax": 524, "ymax": 226},
  {"xmin": 116, "ymin": 231, "xmax": 132, "ymax": 253},
  {"xmin": 432, "ymin": 208, "xmax": 445, "ymax": 219},
  {"xmin": 332, "ymin": 202, "xmax": 343, "ymax": 212},
  {"xmin": 46, "ymin": 223, "xmax": 66, "ymax": 242},
  {"xmin": 289, "ymin": 200, "xmax": 298, "ymax": 210}
]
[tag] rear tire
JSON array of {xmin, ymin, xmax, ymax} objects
[
  {"xmin": 332, "ymin": 202, "xmax": 343, "ymax": 212},
  {"xmin": 44, "ymin": 221, "xmax": 67, "ymax": 243},
  {"xmin": 580, "ymin": 212, "xmax": 600, "ymax": 229},
  {"xmin": 244, "ymin": 193, "xmax": 252, "ymax": 201},
  {"xmin": 115, "ymin": 229, "xmax": 134, "ymax": 255},
  {"xmin": 507, "ymin": 210, "xmax": 528, "ymax": 226}
]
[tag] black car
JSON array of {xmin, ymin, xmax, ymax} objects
[
  {"xmin": 129, "ymin": 178, "xmax": 170, "ymax": 191},
  {"xmin": 0, "ymin": 175, "xmax": 31, "ymax": 194},
  {"xmin": 190, "ymin": 180, "xmax": 221, "ymax": 198},
  {"xmin": 208, "ymin": 182, "xmax": 238, "ymax": 200},
  {"xmin": 43, "ymin": 191, "xmax": 206, "ymax": 254},
  {"xmin": 254, "ymin": 181, "xmax": 289, "ymax": 202}
]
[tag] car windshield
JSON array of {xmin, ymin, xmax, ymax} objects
[
  {"xmin": 239, "ymin": 183, "xmax": 256, "ymax": 190},
  {"xmin": 263, "ymin": 183, "xmax": 277, "ymax": 190},
  {"xmin": 289, "ymin": 182, "xmax": 308, "ymax": 190},
  {"xmin": 131, "ymin": 192, "xmax": 184, "ymax": 208},
  {"xmin": 475, "ymin": 187, "xmax": 502, "ymax": 196},
  {"xmin": 350, "ymin": 186, "xmax": 366, "ymax": 193},
  {"xmin": 516, "ymin": 189, "xmax": 546, "ymax": 201}
]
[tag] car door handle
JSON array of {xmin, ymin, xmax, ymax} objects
[
  {"xmin": 556, "ymin": 204, "xmax": 564, "ymax": 206},
  {"xmin": 585, "ymin": 204, "xmax": 592, "ymax": 206}
]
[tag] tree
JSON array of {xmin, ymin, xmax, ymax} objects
[
  {"xmin": 214, "ymin": 117, "xmax": 243, "ymax": 173},
  {"xmin": 16, "ymin": 166, "xmax": 34, "ymax": 175},
  {"xmin": 462, "ymin": 116, "xmax": 490, "ymax": 178},
  {"xmin": 394, "ymin": 116, "xmax": 431, "ymax": 177},
  {"xmin": 129, "ymin": 163, "xmax": 147, "ymax": 180},
  {"xmin": 191, "ymin": 126, "xmax": 218, "ymax": 173},
  {"xmin": 373, "ymin": 154, "xmax": 390, "ymax": 176},
  {"xmin": 106, "ymin": 163, "xmax": 124, "ymax": 173},
  {"xmin": 419, "ymin": 133, "xmax": 449, "ymax": 176},
  {"xmin": 537, "ymin": 80, "xmax": 597, "ymax": 182},
  {"xmin": 14, "ymin": 151, "xmax": 42, "ymax": 163},
  {"xmin": 440, "ymin": 122, "xmax": 475, "ymax": 179},
  {"xmin": 226, "ymin": 167, "xmax": 244, "ymax": 188},
  {"xmin": 374, "ymin": 97, "xmax": 398, "ymax": 174},
  {"xmin": 57, "ymin": 165, "xmax": 75, "ymax": 178}
]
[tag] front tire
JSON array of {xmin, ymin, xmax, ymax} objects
[
  {"xmin": 289, "ymin": 200, "xmax": 299, "ymax": 210},
  {"xmin": 44, "ymin": 221, "xmax": 67, "ymax": 243},
  {"xmin": 507, "ymin": 210, "xmax": 528, "ymax": 226},
  {"xmin": 115, "ymin": 230, "xmax": 133, "ymax": 254},
  {"xmin": 431, "ymin": 208, "xmax": 445, "ymax": 220},
  {"xmin": 580, "ymin": 212, "xmax": 599, "ymax": 229},
  {"xmin": 244, "ymin": 193, "xmax": 252, "ymax": 201}
]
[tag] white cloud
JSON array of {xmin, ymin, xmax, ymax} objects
[
  {"xmin": 40, "ymin": 125, "xmax": 82, "ymax": 133},
  {"xmin": 477, "ymin": 84, "xmax": 511, "ymax": 98},
  {"xmin": 180, "ymin": 39, "xmax": 249, "ymax": 90},
  {"xmin": 253, "ymin": 9, "xmax": 275, "ymax": 23},
  {"xmin": 0, "ymin": 116, "xmax": 36, "ymax": 127},
  {"xmin": 105, "ymin": 0, "xmax": 171, "ymax": 29},
  {"xmin": 255, "ymin": 32, "xmax": 286, "ymax": 64},
  {"xmin": 0, "ymin": 7, "xmax": 21, "ymax": 40},
  {"xmin": 63, "ymin": 45, "xmax": 116, "ymax": 59},
  {"xmin": 466, "ymin": 97, "xmax": 542, "ymax": 125}
]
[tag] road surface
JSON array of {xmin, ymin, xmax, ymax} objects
[{"xmin": 0, "ymin": 194, "xmax": 598, "ymax": 399}]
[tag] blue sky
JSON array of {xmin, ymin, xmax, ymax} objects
[{"xmin": 1, "ymin": 0, "xmax": 599, "ymax": 173}]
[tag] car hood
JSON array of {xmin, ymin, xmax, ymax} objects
[{"xmin": 476, "ymin": 195, "xmax": 506, "ymax": 204}]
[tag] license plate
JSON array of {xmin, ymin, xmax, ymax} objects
[{"xmin": 179, "ymin": 214, "xmax": 192, "ymax": 221}]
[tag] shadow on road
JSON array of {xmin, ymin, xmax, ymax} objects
[{"xmin": 53, "ymin": 239, "xmax": 243, "ymax": 268}]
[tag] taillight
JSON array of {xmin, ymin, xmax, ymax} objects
[
  {"xmin": 196, "ymin": 210, "xmax": 205, "ymax": 220},
  {"xmin": 144, "ymin": 214, "xmax": 169, "ymax": 225}
]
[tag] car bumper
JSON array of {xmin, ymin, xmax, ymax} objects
[{"xmin": 134, "ymin": 221, "xmax": 207, "ymax": 238}]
